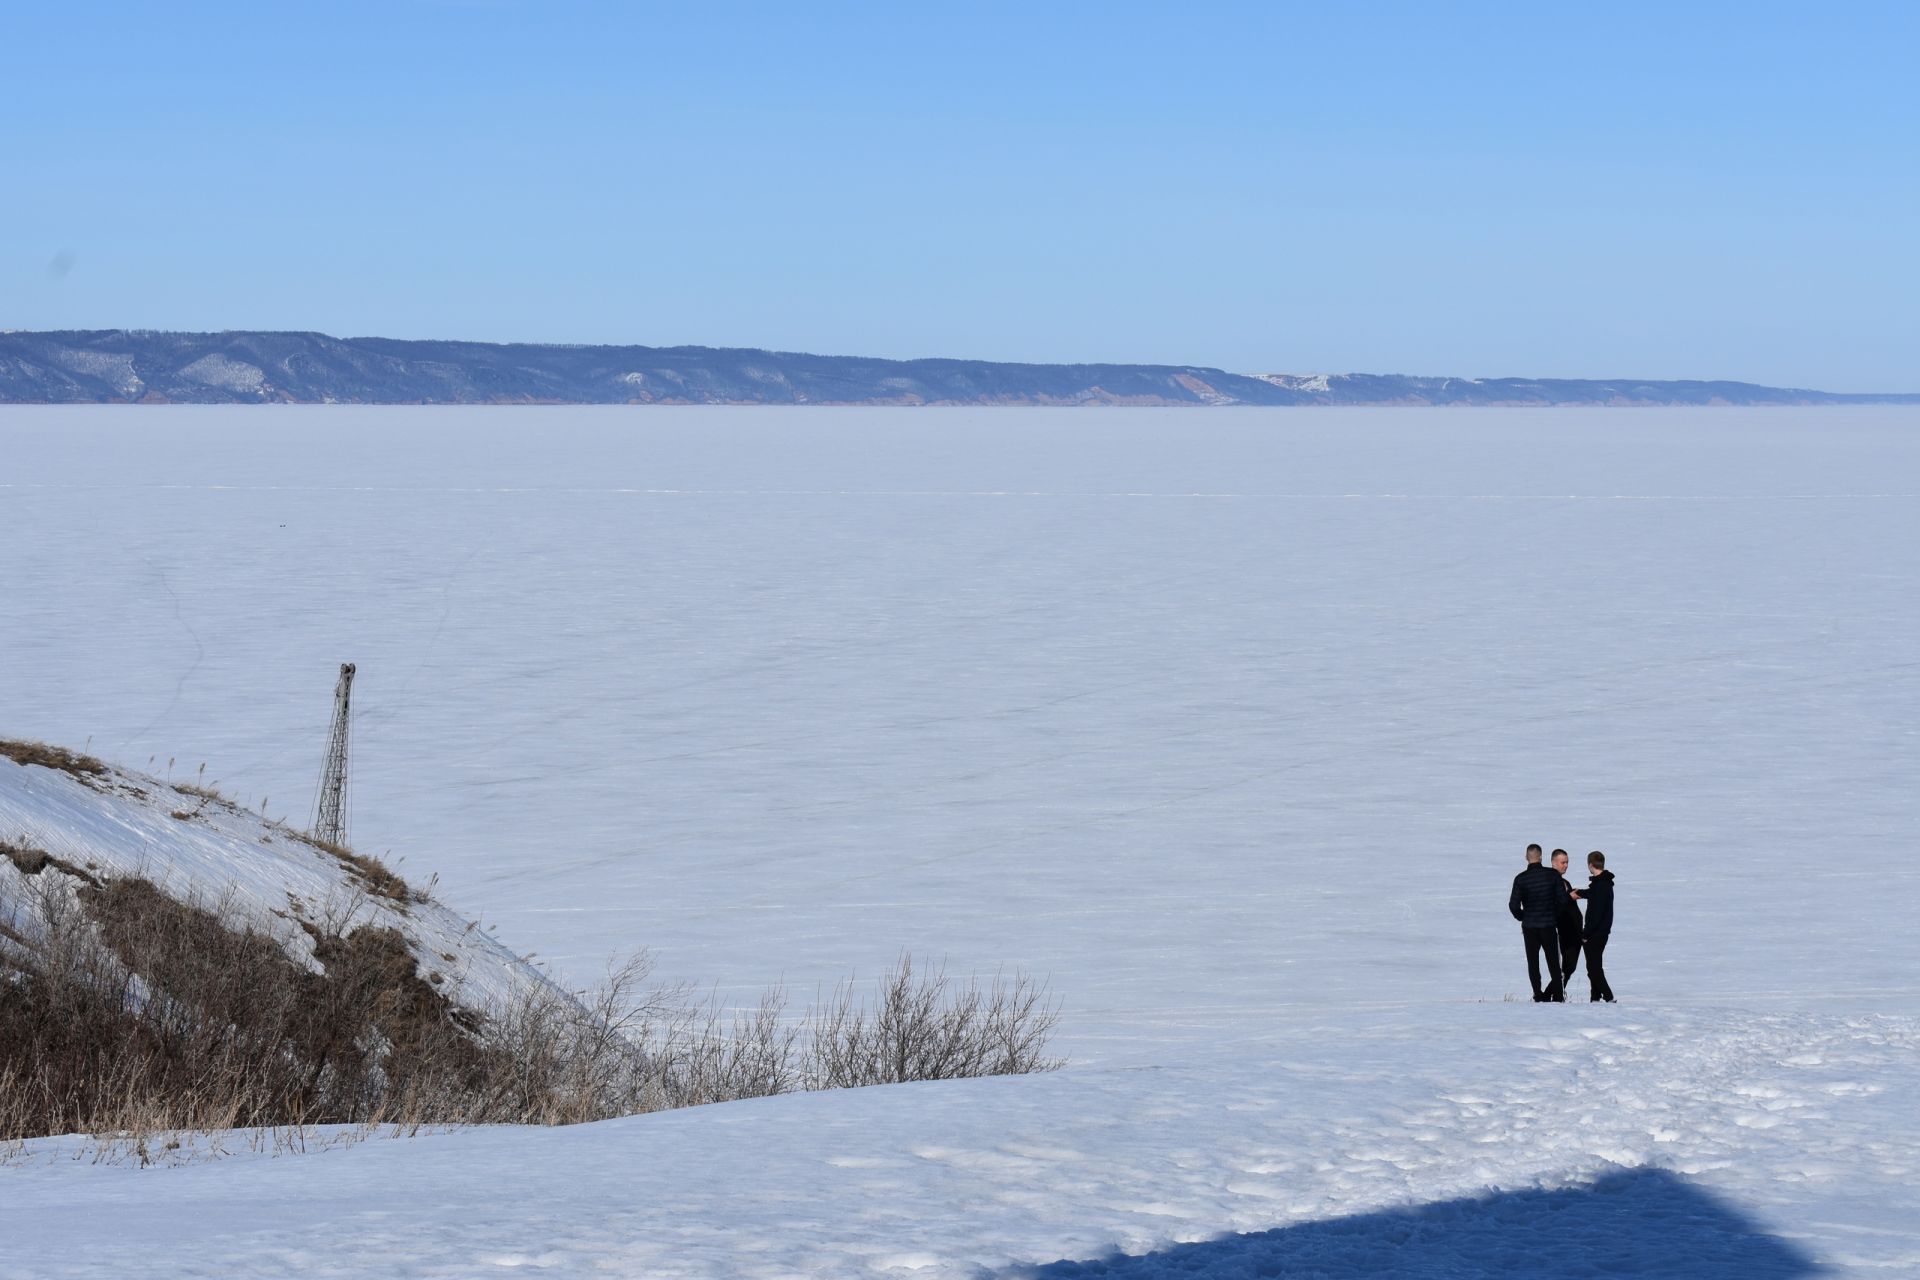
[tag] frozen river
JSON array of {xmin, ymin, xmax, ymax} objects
[{"xmin": 4, "ymin": 406, "xmax": 1916, "ymax": 1057}]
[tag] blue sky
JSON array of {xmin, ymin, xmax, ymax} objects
[{"xmin": 4, "ymin": 2, "xmax": 1915, "ymax": 389}]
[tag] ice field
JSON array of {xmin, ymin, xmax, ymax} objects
[{"xmin": 3, "ymin": 405, "xmax": 1918, "ymax": 1275}]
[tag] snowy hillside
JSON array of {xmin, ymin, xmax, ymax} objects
[{"xmin": 0, "ymin": 742, "xmax": 547, "ymax": 1022}]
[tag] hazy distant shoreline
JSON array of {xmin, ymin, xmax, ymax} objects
[{"xmin": 4, "ymin": 330, "xmax": 1916, "ymax": 408}]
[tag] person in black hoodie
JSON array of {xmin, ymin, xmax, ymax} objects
[
  {"xmin": 1550, "ymin": 849, "xmax": 1584, "ymax": 984},
  {"xmin": 1573, "ymin": 851, "xmax": 1616, "ymax": 1002},
  {"xmin": 1508, "ymin": 844, "xmax": 1566, "ymax": 1001}
]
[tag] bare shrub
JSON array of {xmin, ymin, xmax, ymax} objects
[
  {"xmin": 480, "ymin": 952, "xmax": 1060, "ymax": 1118},
  {"xmin": 809, "ymin": 955, "xmax": 1062, "ymax": 1088},
  {"xmin": 657, "ymin": 987, "xmax": 807, "ymax": 1108},
  {"xmin": 470, "ymin": 958, "xmax": 809, "ymax": 1121},
  {"xmin": 467, "ymin": 952, "xmax": 660, "ymax": 1124},
  {"xmin": 516, "ymin": 953, "xmax": 1060, "ymax": 1109}
]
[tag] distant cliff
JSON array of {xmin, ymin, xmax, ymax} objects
[{"xmin": 2, "ymin": 331, "xmax": 1913, "ymax": 407}]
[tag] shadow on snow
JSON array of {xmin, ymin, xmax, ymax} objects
[{"xmin": 1004, "ymin": 1167, "xmax": 1816, "ymax": 1279}]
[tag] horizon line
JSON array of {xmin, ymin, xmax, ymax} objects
[{"xmin": 5, "ymin": 328, "xmax": 1917, "ymax": 403}]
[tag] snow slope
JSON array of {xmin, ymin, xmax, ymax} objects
[
  {"xmin": 0, "ymin": 750, "xmax": 550, "ymax": 1018},
  {"xmin": 2, "ymin": 405, "xmax": 1917, "ymax": 1275}
]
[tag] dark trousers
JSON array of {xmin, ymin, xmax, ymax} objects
[
  {"xmin": 1523, "ymin": 926, "xmax": 1564, "ymax": 1000},
  {"xmin": 1584, "ymin": 934, "xmax": 1614, "ymax": 1002},
  {"xmin": 1559, "ymin": 926, "xmax": 1583, "ymax": 982}
]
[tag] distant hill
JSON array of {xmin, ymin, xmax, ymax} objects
[
  {"xmin": 2, "ymin": 330, "xmax": 1913, "ymax": 407},
  {"xmin": 1244, "ymin": 372, "xmax": 1919, "ymax": 407}
]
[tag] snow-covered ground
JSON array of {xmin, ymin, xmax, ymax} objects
[
  {"xmin": 7, "ymin": 1005, "xmax": 1914, "ymax": 1276},
  {"xmin": 3, "ymin": 405, "xmax": 1917, "ymax": 1275}
]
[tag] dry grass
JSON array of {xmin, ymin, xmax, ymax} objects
[
  {"xmin": 271, "ymin": 824, "xmax": 421, "ymax": 905},
  {"xmin": 0, "ymin": 870, "xmax": 498, "ymax": 1142},
  {"xmin": 1, "ymin": 839, "xmax": 100, "ymax": 885},
  {"xmin": 0, "ymin": 739, "xmax": 107, "ymax": 779},
  {"xmin": 0, "ymin": 850, "xmax": 1063, "ymax": 1152},
  {"xmin": 322, "ymin": 843, "xmax": 418, "ymax": 905},
  {"xmin": 481, "ymin": 951, "xmax": 1060, "ymax": 1122}
]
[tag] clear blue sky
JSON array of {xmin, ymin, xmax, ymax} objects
[{"xmin": 4, "ymin": 2, "xmax": 1915, "ymax": 389}]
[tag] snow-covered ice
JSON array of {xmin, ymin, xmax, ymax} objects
[{"xmin": 2, "ymin": 404, "xmax": 1917, "ymax": 1275}]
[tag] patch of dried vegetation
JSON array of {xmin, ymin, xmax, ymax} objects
[{"xmin": 0, "ymin": 739, "xmax": 107, "ymax": 780}]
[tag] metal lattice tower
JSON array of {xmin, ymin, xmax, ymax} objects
[{"xmin": 312, "ymin": 662, "xmax": 355, "ymax": 847}]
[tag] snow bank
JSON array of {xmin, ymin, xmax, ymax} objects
[{"xmin": 6, "ymin": 1004, "xmax": 1915, "ymax": 1276}]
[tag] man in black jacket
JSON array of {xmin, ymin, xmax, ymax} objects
[
  {"xmin": 1551, "ymin": 849, "xmax": 1584, "ymax": 985},
  {"xmin": 1508, "ymin": 844, "xmax": 1566, "ymax": 1001},
  {"xmin": 1573, "ymin": 851, "xmax": 1616, "ymax": 1002}
]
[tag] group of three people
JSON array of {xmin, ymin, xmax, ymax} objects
[{"xmin": 1508, "ymin": 843, "xmax": 1616, "ymax": 1002}]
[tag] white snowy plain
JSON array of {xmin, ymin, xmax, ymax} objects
[{"xmin": 2, "ymin": 405, "xmax": 1917, "ymax": 1277}]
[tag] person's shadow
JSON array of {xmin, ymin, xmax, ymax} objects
[{"xmin": 1004, "ymin": 1167, "xmax": 1816, "ymax": 1278}]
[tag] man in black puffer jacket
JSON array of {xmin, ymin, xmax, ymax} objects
[
  {"xmin": 1508, "ymin": 844, "xmax": 1566, "ymax": 1001},
  {"xmin": 1573, "ymin": 851, "xmax": 1616, "ymax": 1002}
]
